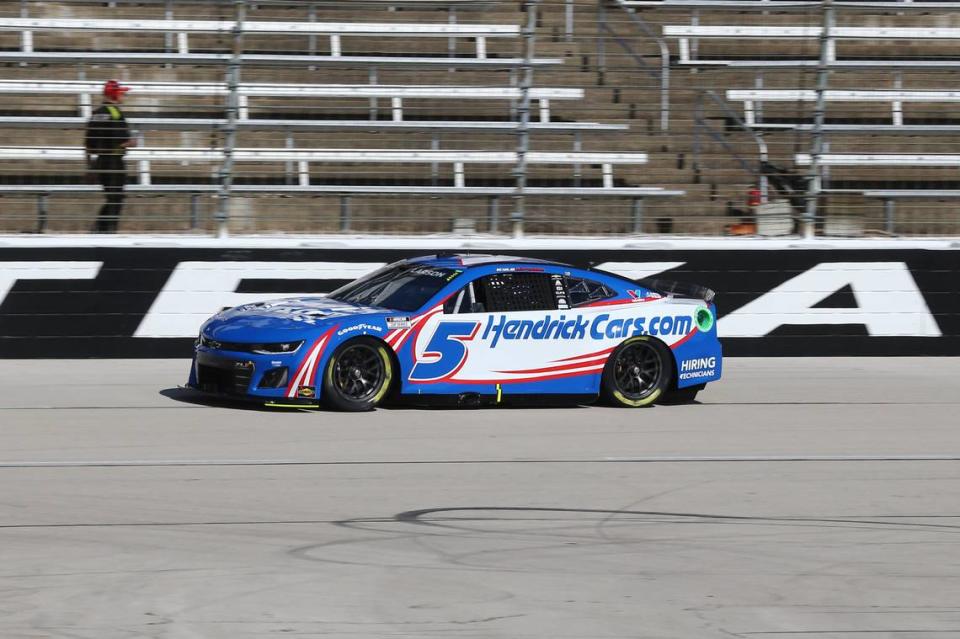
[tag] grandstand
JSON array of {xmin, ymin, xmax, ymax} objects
[
  {"xmin": 645, "ymin": 0, "xmax": 960, "ymax": 236},
  {"xmin": 0, "ymin": 0, "xmax": 959, "ymax": 236}
]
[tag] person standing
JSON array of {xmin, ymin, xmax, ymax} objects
[{"xmin": 85, "ymin": 80, "xmax": 134, "ymax": 233}]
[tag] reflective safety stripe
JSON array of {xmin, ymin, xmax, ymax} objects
[{"xmin": 106, "ymin": 105, "xmax": 121, "ymax": 120}]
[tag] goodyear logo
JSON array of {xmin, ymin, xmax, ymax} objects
[{"xmin": 481, "ymin": 313, "xmax": 693, "ymax": 348}]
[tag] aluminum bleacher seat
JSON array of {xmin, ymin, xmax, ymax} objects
[
  {"xmin": 0, "ymin": 146, "xmax": 653, "ymax": 190},
  {"xmin": 0, "ymin": 183, "xmax": 682, "ymax": 198},
  {"xmin": 0, "ymin": 16, "xmax": 560, "ymax": 68},
  {"xmin": 663, "ymin": 25, "xmax": 960, "ymax": 68},
  {"xmin": 624, "ymin": 1, "xmax": 960, "ymax": 8},
  {"xmin": 792, "ymin": 153, "xmax": 960, "ymax": 231},
  {"xmin": 0, "ymin": 80, "xmax": 585, "ymax": 124},
  {"xmin": 726, "ymin": 89, "xmax": 960, "ymax": 129},
  {"xmin": 795, "ymin": 154, "xmax": 960, "ymax": 167},
  {"xmin": 0, "ymin": 51, "xmax": 563, "ymax": 68},
  {"xmin": 0, "ymin": 116, "xmax": 628, "ymax": 134},
  {"xmin": 0, "ymin": 145, "xmax": 681, "ymax": 232}
]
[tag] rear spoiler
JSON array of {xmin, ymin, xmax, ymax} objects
[{"xmin": 635, "ymin": 277, "xmax": 715, "ymax": 304}]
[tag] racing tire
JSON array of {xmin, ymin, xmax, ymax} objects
[
  {"xmin": 600, "ymin": 336, "xmax": 673, "ymax": 408},
  {"xmin": 320, "ymin": 337, "xmax": 394, "ymax": 412},
  {"xmin": 658, "ymin": 385, "xmax": 701, "ymax": 405}
]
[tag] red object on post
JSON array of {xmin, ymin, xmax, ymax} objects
[{"xmin": 747, "ymin": 187, "xmax": 762, "ymax": 207}]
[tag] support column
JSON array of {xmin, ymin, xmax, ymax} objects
[
  {"xmin": 448, "ymin": 7, "xmax": 457, "ymax": 73},
  {"xmin": 892, "ymin": 71, "xmax": 903, "ymax": 126},
  {"xmin": 36, "ymin": 193, "xmax": 48, "ymax": 234},
  {"xmin": 573, "ymin": 131, "xmax": 582, "ymax": 188},
  {"xmin": 631, "ymin": 198, "xmax": 644, "ymax": 234},
  {"xmin": 803, "ymin": 0, "xmax": 833, "ymax": 240},
  {"xmin": 488, "ymin": 196, "xmax": 500, "ymax": 233},
  {"xmin": 190, "ymin": 193, "xmax": 200, "ymax": 230},
  {"xmin": 692, "ymin": 91, "xmax": 703, "ymax": 184},
  {"xmin": 340, "ymin": 195, "xmax": 351, "ymax": 232},
  {"xmin": 215, "ymin": 0, "xmax": 245, "ymax": 239},
  {"xmin": 368, "ymin": 68, "xmax": 378, "ymax": 121},
  {"xmin": 883, "ymin": 198, "xmax": 895, "ymax": 234},
  {"xmin": 164, "ymin": 0, "xmax": 173, "ymax": 62},
  {"xmin": 20, "ymin": 0, "xmax": 32, "ymax": 55},
  {"xmin": 512, "ymin": 0, "xmax": 539, "ymax": 240},
  {"xmin": 596, "ymin": 0, "xmax": 606, "ymax": 86},
  {"xmin": 308, "ymin": 2, "xmax": 317, "ymax": 70},
  {"xmin": 285, "ymin": 132, "xmax": 294, "ymax": 185},
  {"xmin": 431, "ymin": 133, "xmax": 440, "ymax": 186}
]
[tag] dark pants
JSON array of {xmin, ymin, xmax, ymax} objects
[{"xmin": 93, "ymin": 155, "xmax": 126, "ymax": 233}]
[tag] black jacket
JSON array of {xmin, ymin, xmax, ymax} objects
[{"xmin": 85, "ymin": 103, "xmax": 130, "ymax": 156}]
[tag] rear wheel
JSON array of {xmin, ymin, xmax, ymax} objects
[
  {"xmin": 600, "ymin": 336, "xmax": 672, "ymax": 408},
  {"xmin": 321, "ymin": 337, "xmax": 394, "ymax": 412}
]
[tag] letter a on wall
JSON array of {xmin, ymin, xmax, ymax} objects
[{"xmin": 719, "ymin": 262, "xmax": 942, "ymax": 337}]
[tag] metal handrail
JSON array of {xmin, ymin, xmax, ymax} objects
[
  {"xmin": 694, "ymin": 89, "xmax": 769, "ymax": 199},
  {"xmin": 604, "ymin": 0, "xmax": 672, "ymax": 132}
]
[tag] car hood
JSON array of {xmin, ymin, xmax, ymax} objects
[{"xmin": 201, "ymin": 296, "xmax": 385, "ymax": 342}]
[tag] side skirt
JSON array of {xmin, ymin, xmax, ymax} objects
[{"xmin": 392, "ymin": 392, "xmax": 598, "ymax": 409}]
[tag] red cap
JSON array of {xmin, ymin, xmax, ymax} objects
[{"xmin": 103, "ymin": 79, "xmax": 130, "ymax": 101}]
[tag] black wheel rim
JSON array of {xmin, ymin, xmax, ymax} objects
[
  {"xmin": 613, "ymin": 341, "xmax": 662, "ymax": 399},
  {"xmin": 333, "ymin": 343, "xmax": 385, "ymax": 401}
]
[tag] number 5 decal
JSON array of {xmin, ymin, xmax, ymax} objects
[{"xmin": 409, "ymin": 321, "xmax": 480, "ymax": 382}]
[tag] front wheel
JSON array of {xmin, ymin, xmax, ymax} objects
[
  {"xmin": 600, "ymin": 336, "xmax": 673, "ymax": 408},
  {"xmin": 321, "ymin": 337, "xmax": 394, "ymax": 412}
]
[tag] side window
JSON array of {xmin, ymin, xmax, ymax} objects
[
  {"xmin": 565, "ymin": 276, "xmax": 616, "ymax": 307},
  {"xmin": 481, "ymin": 272, "xmax": 558, "ymax": 312},
  {"xmin": 443, "ymin": 279, "xmax": 489, "ymax": 314}
]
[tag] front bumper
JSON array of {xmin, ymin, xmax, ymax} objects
[
  {"xmin": 188, "ymin": 349, "xmax": 317, "ymax": 404},
  {"xmin": 194, "ymin": 351, "xmax": 256, "ymax": 396},
  {"xmin": 182, "ymin": 383, "xmax": 319, "ymax": 408}
]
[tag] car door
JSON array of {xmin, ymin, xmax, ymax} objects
[{"xmin": 406, "ymin": 268, "xmax": 599, "ymax": 395}]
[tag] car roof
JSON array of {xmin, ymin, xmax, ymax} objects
[{"xmin": 405, "ymin": 253, "xmax": 570, "ymax": 269}]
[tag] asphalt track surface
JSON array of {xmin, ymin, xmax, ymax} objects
[{"xmin": 2, "ymin": 357, "xmax": 959, "ymax": 639}]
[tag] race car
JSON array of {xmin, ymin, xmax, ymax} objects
[{"xmin": 187, "ymin": 254, "xmax": 721, "ymax": 410}]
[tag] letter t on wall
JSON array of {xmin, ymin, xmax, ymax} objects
[{"xmin": 0, "ymin": 262, "xmax": 102, "ymax": 307}]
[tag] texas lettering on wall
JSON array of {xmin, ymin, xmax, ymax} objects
[{"xmin": 0, "ymin": 249, "xmax": 956, "ymax": 357}]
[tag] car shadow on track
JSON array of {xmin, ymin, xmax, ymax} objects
[
  {"xmin": 159, "ymin": 387, "xmax": 592, "ymax": 412},
  {"xmin": 158, "ymin": 387, "xmax": 315, "ymax": 412}
]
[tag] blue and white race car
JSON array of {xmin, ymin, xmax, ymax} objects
[{"xmin": 188, "ymin": 254, "xmax": 721, "ymax": 410}]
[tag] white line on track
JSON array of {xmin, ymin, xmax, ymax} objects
[
  {"xmin": 1, "ymin": 454, "xmax": 960, "ymax": 468},
  {"xmin": 604, "ymin": 455, "xmax": 960, "ymax": 462}
]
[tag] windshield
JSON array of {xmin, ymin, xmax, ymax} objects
[{"xmin": 327, "ymin": 264, "xmax": 459, "ymax": 312}]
